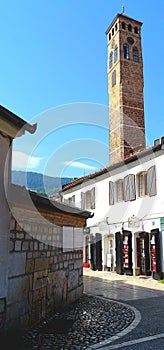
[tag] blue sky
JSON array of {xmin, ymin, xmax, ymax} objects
[{"xmin": 1, "ymin": 0, "xmax": 164, "ymax": 178}]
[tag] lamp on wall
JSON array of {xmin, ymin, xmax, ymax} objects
[{"xmin": 106, "ymin": 217, "xmax": 110, "ymax": 225}]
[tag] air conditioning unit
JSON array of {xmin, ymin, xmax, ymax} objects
[{"xmin": 154, "ymin": 137, "xmax": 164, "ymax": 147}]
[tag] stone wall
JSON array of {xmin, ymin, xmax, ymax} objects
[{"xmin": 0, "ymin": 214, "xmax": 83, "ymax": 336}]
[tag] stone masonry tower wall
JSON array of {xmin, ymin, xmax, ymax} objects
[{"xmin": 106, "ymin": 13, "xmax": 146, "ymax": 165}]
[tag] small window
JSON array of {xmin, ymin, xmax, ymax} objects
[
  {"xmin": 68, "ymin": 195, "xmax": 75, "ymax": 205},
  {"xmin": 112, "ymin": 70, "xmax": 116, "ymax": 86},
  {"xmin": 116, "ymin": 180, "xmax": 124, "ymax": 202},
  {"xmin": 137, "ymin": 172, "xmax": 147, "ymax": 197},
  {"xmin": 112, "ymin": 28, "xmax": 114, "ymax": 36},
  {"xmin": 81, "ymin": 188, "xmax": 95, "ymax": 209},
  {"xmin": 134, "ymin": 26, "xmax": 138, "ymax": 34},
  {"xmin": 133, "ymin": 47, "xmax": 139, "ymax": 62},
  {"xmin": 128, "ymin": 24, "xmax": 132, "ymax": 32},
  {"xmin": 124, "ymin": 44, "xmax": 130, "ymax": 59},
  {"xmin": 114, "ymin": 45, "xmax": 118, "ymax": 62},
  {"xmin": 122, "ymin": 21, "xmax": 125, "ymax": 29},
  {"xmin": 109, "ymin": 33, "xmax": 111, "ymax": 41},
  {"xmin": 115, "ymin": 23, "xmax": 118, "ymax": 31},
  {"xmin": 86, "ymin": 191, "xmax": 91, "ymax": 209},
  {"xmin": 109, "ymin": 51, "xmax": 113, "ymax": 68}
]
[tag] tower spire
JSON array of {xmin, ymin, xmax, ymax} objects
[{"xmin": 122, "ymin": 4, "xmax": 125, "ymax": 14}]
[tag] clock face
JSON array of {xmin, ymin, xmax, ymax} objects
[{"xmin": 127, "ymin": 37, "xmax": 134, "ymax": 45}]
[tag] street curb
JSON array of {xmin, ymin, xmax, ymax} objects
[{"xmin": 84, "ymin": 292, "xmax": 141, "ymax": 350}]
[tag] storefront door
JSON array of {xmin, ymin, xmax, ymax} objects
[{"xmin": 137, "ymin": 232, "xmax": 150, "ymax": 275}]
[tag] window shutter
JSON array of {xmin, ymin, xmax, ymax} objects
[
  {"xmin": 63, "ymin": 226, "xmax": 74, "ymax": 252},
  {"xmin": 123, "ymin": 175, "xmax": 130, "ymax": 201},
  {"xmin": 109, "ymin": 181, "xmax": 114, "ymax": 205},
  {"xmin": 74, "ymin": 228, "xmax": 83, "ymax": 250},
  {"xmin": 129, "ymin": 174, "xmax": 136, "ymax": 201},
  {"xmin": 81, "ymin": 192, "xmax": 85, "ymax": 209},
  {"xmin": 147, "ymin": 166, "xmax": 157, "ymax": 196},
  {"xmin": 91, "ymin": 187, "xmax": 95, "ymax": 209}
]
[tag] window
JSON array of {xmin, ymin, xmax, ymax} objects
[
  {"xmin": 109, "ymin": 33, "xmax": 111, "ymax": 41},
  {"xmin": 137, "ymin": 172, "xmax": 147, "ymax": 197},
  {"xmin": 81, "ymin": 188, "xmax": 95, "ymax": 209},
  {"xmin": 112, "ymin": 70, "xmax": 116, "ymax": 86},
  {"xmin": 114, "ymin": 45, "xmax": 118, "ymax": 62},
  {"xmin": 109, "ymin": 181, "xmax": 114, "ymax": 205},
  {"xmin": 112, "ymin": 28, "xmax": 114, "ymax": 36},
  {"xmin": 124, "ymin": 44, "xmax": 130, "ymax": 59},
  {"xmin": 67, "ymin": 195, "xmax": 75, "ymax": 205},
  {"xmin": 128, "ymin": 24, "xmax": 132, "ymax": 32},
  {"xmin": 109, "ymin": 51, "xmax": 113, "ymax": 68},
  {"xmin": 115, "ymin": 23, "xmax": 118, "ymax": 31},
  {"xmin": 116, "ymin": 180, "xmax": 124, "ymax": 202},
  {"xmin": 122, "ymin": 22, "xmax": 125, "ymax": 29},
  {"xmin": 134, "ymin": 26, "xmax": 138, "ymax": 34},
  {"xmin": 133, "ymin": 47, "xmax": 139, "ymax": 62}
]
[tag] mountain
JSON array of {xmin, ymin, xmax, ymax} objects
[{"xmin": 12, "ymin": 171, "xmax": 73, "ymax": 196}]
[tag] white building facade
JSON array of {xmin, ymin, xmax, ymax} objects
[{"xmin": 61, "ymin": 143, "xmax": 164, "ymax": 279}]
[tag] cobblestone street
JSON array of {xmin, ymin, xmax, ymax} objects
[
  {"xmin": 6, "ymin": 293, "xmax": 135, "ymax": 350},
  {"xmin": 4, "ymin": 269, "xmax": 164, "ymax": 350}
]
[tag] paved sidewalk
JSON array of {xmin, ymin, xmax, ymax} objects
[{"xmin": 83, "ymin": 268, "xmax": 164, "ymax": 301}]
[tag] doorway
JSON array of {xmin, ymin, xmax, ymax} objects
[{"xmin": 136, "ymin": 232, "xmax": 150, "ymax": 275}]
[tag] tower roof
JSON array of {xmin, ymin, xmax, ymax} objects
[{"xmin": 105, "ymin": 13, "xmax": 143, "ymax": 35}]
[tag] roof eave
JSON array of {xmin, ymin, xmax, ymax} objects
[{"xmin": 0, "ymin": 105, "xmax": 37, "ymax": 138}]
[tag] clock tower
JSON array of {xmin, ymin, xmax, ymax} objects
[{"xmin": 106, "ymin": 12, "xmax": 146, "ymax": 165}]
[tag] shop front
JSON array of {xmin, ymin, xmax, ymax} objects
[
  {"xmin": 115, "ymin": 230, "xmax": 133, "ymax": 275},
  {"xmin": 135, "ymin": 229, "xmax": 162, "ymax": 279}
]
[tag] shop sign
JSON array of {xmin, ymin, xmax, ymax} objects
[
  {"xmin": 128, "ymin": 215, "xmax": 140, "ymax": 228},
  {"xmin": 99, "ymin": 222, "xmax": 107, "ymax": 231},
  {"xmin": 83, "ymin": 227, "xmax": 90, "ymax": 234},
  {"xmin": 160, "ymin": 218, "xmax": 164, "ymax": 231}
]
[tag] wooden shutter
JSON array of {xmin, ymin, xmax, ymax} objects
[
  {"xmin": 123, "ymin": 175, "xmax": 130, "ymax": 202},
  {"xmin": 147, "ymin": 166, "xmax": 157, "ymax": 196},
  {"xmin": 91, "ymin": 187, "xmax": 95, "ymax": 209},
  {"xmin": 109, "ymin": 181, "xmax": 114, "ymax": 205},
  {"xmin": 63, "ymin": 226, "xmax": 73, "ymax": 252},
  {"xmin": 81, "ymin": 192, "xmax": 85, "ymax": 209},
  {"xmin": 74, "ymin": 228, "xmax": 83, "ymax": 250},
  {"xmin": 129, "ymin": 174, "xmax": 136, "ymax": 201}
]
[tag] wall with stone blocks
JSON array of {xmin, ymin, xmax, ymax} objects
[{"xmin": 0, "ymin": 215, "xmax": 83, "ymax": 335}]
